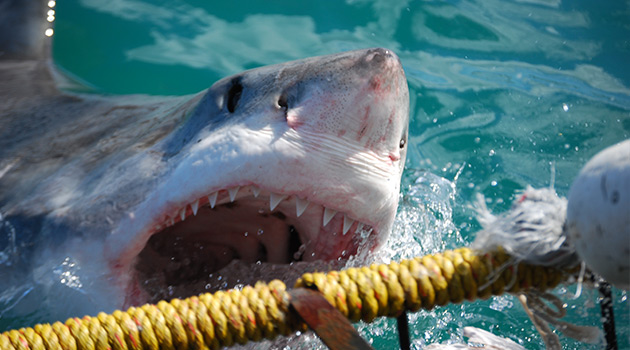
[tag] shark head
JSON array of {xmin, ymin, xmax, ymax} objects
[
  {"xmin": 109, "ymin": 48, "xmax": 410, "ymax": 304},
  {"xmin": 0, "ymin": 11, "xmax": 409, "ymax": 318}
]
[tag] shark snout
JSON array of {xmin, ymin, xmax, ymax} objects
[{"xmin": 363, "ymin": 47, "xmax": 402, "ymax": 67}]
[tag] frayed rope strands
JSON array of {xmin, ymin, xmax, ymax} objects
[{"xmin": 0, "ymin": 247, "xmax": 572, "ymax": 350}]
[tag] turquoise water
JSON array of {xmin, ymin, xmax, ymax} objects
[{"xmin": 24, "ymin": 0, "xmax": 630, "ymax": 348}]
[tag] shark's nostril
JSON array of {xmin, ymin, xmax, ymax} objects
[
  {"xmin": 364, "ymin": 48, "xmax": 400, "ymax": 68},
  {"xmin": 372, "ymin": 51, "xmax": 386, "ymax": 63}
]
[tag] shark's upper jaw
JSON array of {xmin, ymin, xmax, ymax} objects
[{"xmin": 109, "ymin": 48, "xmax": 409, "ymax": 305}]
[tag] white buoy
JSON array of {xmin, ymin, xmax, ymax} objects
[{"xmin": 567, "ymin": 139, "xmax": 630, "ymax": 290}]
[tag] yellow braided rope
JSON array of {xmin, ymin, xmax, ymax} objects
[{"xmin": 0, "ymin": 247, "xmax": 572, "ymax": 350}]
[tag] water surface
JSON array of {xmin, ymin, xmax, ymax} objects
[{"xmin": 8, "ymin": 0, "xmax": 630, "ymax": 348}]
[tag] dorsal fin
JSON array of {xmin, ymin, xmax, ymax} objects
[{"xmin": 0, "ymin": 0, "xmax": 53, "ymax": 61}]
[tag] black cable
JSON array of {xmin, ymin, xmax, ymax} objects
[
  {"xmin": 599, "ymin": 281, "xmax": 617, "ymax": 350},
  {"xmin": 397, "ymin": 312, "xmax": 411, "ymax": 350}
]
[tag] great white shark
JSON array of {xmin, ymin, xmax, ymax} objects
[{"xmin": 0, "ymin": 0, "xmax": 409, "ymax": 325}]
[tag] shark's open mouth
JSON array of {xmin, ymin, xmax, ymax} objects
[{"xmin": 132, "ymin": 185, "xmax": 374, "ymax": 302}]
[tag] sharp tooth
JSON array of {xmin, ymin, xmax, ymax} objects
[
  {"xmin": 191, "ymin": 200, "xmax": 199, "ymax": 216},
  {"xmin": 168, "ymin": 217, "xmax": 175, "ymax": 226},
  {"xmin": 270, "ymin": 192, "xmax": 287, "ymax": 211},
  {"xmin": 295, "ymin": 197, "xmax": 309, "ymax": 217},
  {"xmin": 228, "ymin": 186, "xmax": 240, "ymax": 202},
  {"xmin": 208, "ymin": 192, "xmax": 218, "ymax": 208},
  {"xmin": 343, "ymin": 215, "xmax": 355, "ymax": 235},
  {"xmin": 323, "ymin": 208, "xmax": 336, "ymax": 226},
  {"xmin": 252, "ymin": 186, "xmax": 261, "ymax": 198},
  {"xmin": 355, "ymin": 222, "xmax": 364, "ymax": 233},
  {"xmin": 180, "ymin": 208, "xmax": 186, "ymax": 221}
]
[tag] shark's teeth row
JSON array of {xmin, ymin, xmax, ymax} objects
[{"xmin": 166, "ymin": 186, "xmax": 363, "ymax": 236}]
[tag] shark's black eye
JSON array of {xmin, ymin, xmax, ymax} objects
[
  {"xmin": 227, "ymin": 78, "xmax": 243, "ymax": 113},
  {"xmin": 399, "ymin": 138, "xmax": 406, "ymax": 149},
  {"xmin": 277, "ymin": 94, "xmax": 288, "ymax": 110}
]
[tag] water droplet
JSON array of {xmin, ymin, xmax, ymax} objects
[
  {"xmin": 491, "ymin": 180, "xmax": 497, "ymax": 186},
  {"xmin": 562, "ymin": 103, "xmax": 569, "ymax": 111},
  {"xmin": 257, "ymin": 229, "xmax": 264, "ymax": 236}
]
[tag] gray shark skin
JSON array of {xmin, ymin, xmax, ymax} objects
[{"xmin": 0, "ymin": 0, "xmax": 409, "ymax": 327}]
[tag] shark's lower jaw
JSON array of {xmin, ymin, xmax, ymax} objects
[{"xmin": 131, "ymin": 184, "xmax": 376, "ymax": 303}]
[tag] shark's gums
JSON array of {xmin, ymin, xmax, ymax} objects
[{"xmin": 0, "ymin": 1, "xmax": 409, "ymax": 323}]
